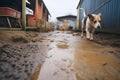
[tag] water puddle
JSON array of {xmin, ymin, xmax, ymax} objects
[
  {"xmin": 37, "ymin": 31, "xmax": 76, "ymax": 80},
  {"xmin": 36, "ymin": 31, "xmax": 120, "ymax": 80},
  {"xmin": 56, "ymin": 42, "xmax": 69, "ymax": 49}
]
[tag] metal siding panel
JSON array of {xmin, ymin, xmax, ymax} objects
[
  {"xmin": 92, "ymin": 0, "xmax": 96, "ymax": 13},
  {"xmin": 86, "ymin": 0, "xmax": 90, "ymax": 13},
  {"xmin": 94, "ymin": 0, "xmax": 120, "ymax": 33},
  {"xmin": 116, "ymin": 0, "xmax": 120, "ymax": 29},
  {"xmin": 116, "ymin": 0, "xmax": 120, "ymax": 30}
]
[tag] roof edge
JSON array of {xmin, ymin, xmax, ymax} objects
[
  {"xmin": 57, "ymin": 15, "xmax": 77, "ymax": 20},
  {"xmin": 42, "ymin": 0, "xmax": 51, "ymax": 16},
  {"xmin": 76, "ymin": 0, "xmax": 83, "ymax": 9}
]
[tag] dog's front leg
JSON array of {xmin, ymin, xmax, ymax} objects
[
  {"xmin": 81, "ymin": 27, "xmax": 84, "ymax": 38},
  {"xmin": 86, "ymin": 29, "xmax": 90, "ymax": 39},
  {"xmin": 86, "ymin": 31, "xmax": 90, "ymax": 39},
  {"xmin": 90, "ymin": 33, "xmax": 93, "ymax": 40},
  {"xmin": 90, "ymin": 29, "xmax": 95, "ymax": 40},
  {"xmin": 85, "ymin": 24, "xmax": 91, "ymax": 39},
  {"xmin": 81, "ymin": 20, "xmax": 84, "ymax": 38}
]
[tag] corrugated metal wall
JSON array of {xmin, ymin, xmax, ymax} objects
[{"xmin": 79, "ymin": 0, "xmax": 120, "ymax": 33}]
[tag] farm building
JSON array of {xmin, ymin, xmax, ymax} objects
[
  {"xmin": 0, "ymin": 0, "xmax": 22, "ymax": 28},
  {"xmin": 77, "ymin": 0, "xmax": 120, "ymax": 34},
  {"xmin": 0, "ymin": 0, "xmax": 50, "ymax": 30},
  {"xmin": 27, "ymin": 0, "xmax": 50, "ymax": 28},
  {"xmin": 57, "ymin": 15, "xmax": 77, "ymax": 30}
]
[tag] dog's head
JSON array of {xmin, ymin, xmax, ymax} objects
[{"xmin": 88, "ymin": 13, "xmax": 102, "ymax": 29}]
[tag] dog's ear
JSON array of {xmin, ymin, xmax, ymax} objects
[
  {"xmin": 88, "ymin": 14, "xmax": 94, "ymax": 21},
  {"xmin": 98, "ymin": 13, "xmax": 102, "ymax": 17}
]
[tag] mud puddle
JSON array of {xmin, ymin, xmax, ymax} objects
[
  {"xmin": 37, "ymin": 31, "xmax": 76, "ymax": 80},
  {"xmin": 37, "ymin": 31, "xmax": 120, "ymax": 80}
]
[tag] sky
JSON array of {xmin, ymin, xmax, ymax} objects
[{"xmin": 43, "ymin": 0, "xmax": 80, "ymax": 22}]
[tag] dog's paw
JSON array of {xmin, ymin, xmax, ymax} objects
[
  {"xmin": 81, "ymin": 36, "xmax": 83, "ymax": 38},
  {"xmin": 90, "ymin": 37, "xmax": 93, "ymax": 41},
  {"xmin": 86, "ymin": 35, "xmax": 90, "ymax": 39},
  {"xmin": 81, "ymin": 34, "xmax": 84, "ymax": 38},
  {"xmin": 86, "ymin": 38, "xmax": 90, "ymax": 40},
  {"xmin": 86, "ymin": 36, "xmax": 90, "ymax": 40},
  {"xmin": 90, "ymin": 38, "xmax": 93, "ymax": 41}
]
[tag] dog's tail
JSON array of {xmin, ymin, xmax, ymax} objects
[{"xmin": 80, "ymin": 8, "xmax": 86, "ymax": 18}]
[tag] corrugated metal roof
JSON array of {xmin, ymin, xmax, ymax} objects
[{"xmin": 57, "ymin": 15, "xmax": 77, "ymax": 20}]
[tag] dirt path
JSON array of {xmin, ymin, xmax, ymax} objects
[
  {"xmin": 74, "ymin": 38, "xmax": 120, "ymax": 80},
  {"xmin": 38, "ymin": 31, "xmax": 76, "ymax": 80},
  {"xmin": 0, "ymin": 31, "xmax": 120, "ymax": 80},
  {"xmin": 38, "ymin": 31, "xmax": 120, "ymax": 80}
]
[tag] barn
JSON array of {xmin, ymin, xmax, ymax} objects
[
  {"xmin": 77, "ymin": 0, "xmax": 120, "ymax": 34},
  {"xmin": 57, "ymin": 15, "xmax": 77, "ymax": 30},
  {"xmin": 27, "ymin": 0, "xmax": 50, "ymax": 28},
  {"xmin": 0, "ymin": 0, "xmax": 50, "ymax": 30}
]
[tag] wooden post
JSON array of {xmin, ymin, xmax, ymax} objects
[
  {"xmin": 41, "ymin": 2, "xmax": 44, "ymax": 31},
  {"xmin": 45, "ymin": 9, "xmax": 47, "ymax": 21},
  {"xmin": 77, "ymin": 8, "xmax": 80, "ymax": 30},
  {"xmin": 36, "ymin": 0, "xmax": 38, "ymax": 27},
  {"xmin": 22, "ymin": 0, "xmax": 26, "ymax": 30},
  {"xmin": 44, "ymin": 10, "xmax": 47, "ymax": 30},
  {"xmin": 41, "ymin": 2, "xmax": 43, "ymax": 19},
  {"xmin": 18, "ymin": 19, "xmax": 22, "ymax": 28},
  {"xmin": 7, "ymin": 17, "xmax": 12, "ymax": 28}
]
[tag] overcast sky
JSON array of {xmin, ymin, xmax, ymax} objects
[{"xmin": 43, "ymin": 0, "xmax": 80, "ymax": 22}]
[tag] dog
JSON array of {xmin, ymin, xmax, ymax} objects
[{"xmin": 80, "ymin": 8, "xmax": 102, "ymax": 40}]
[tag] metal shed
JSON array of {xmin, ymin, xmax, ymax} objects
[
  {"xmin": 57, "ymin": 15, "xmax": 77, "ymax": 30},
  {"xmin": 77, "ymin": 0, "xmax": 120, "ymax": 34}
]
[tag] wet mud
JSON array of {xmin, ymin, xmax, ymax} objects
[
  {"xmin": 0, "ymin": 43, "xmax": 49, "ymax": 80},
  {"xmin": 0, "ymin": 31, "xmax": 51, "ymax": 80},
  {"xmin": 38, "ymin": 31, "xmax": 120, "ymax": 80},
  {"xmin": 94, "ymin": 33, "xmax": 120, "ymax": 48},
  {"xmin": 73, "ymin": 40, "xmax": 120, "ymax": 80},
  {"xmin": 38, "ymin": 31, "xmax": 76, "ymax": 80},
  {"xmin": 0, "ymin": 31, "xmax": 120, "ymax": 80}
]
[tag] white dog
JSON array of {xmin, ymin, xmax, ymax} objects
[{"xmin": 80, "ymin": 8, "xmax": 102, "ymax": 40}]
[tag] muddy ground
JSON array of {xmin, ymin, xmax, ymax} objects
[
  {"xmin": 94, "ymin": 33, "xmax": 120, "ymax": 48},
  {"xmin": 72, "ymin": 31, "xmax": 120, "ymax": 48},
  {"xmin": 0, "ymin": 30, "xmax": 120, "ymax": 80},
  {"xmin": 0, "ymin": 31, "xmax": 52, "ymax": 80}
]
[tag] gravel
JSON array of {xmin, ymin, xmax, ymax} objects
[{"xmin": 0, "ymin": 42, "xmax": 49, "ymax": 80}]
